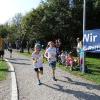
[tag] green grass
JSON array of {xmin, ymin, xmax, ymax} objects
[
  {"xmin": 0, "ymin": 60, "xmax": 8, "ymax": 81},
  {"xmin": 18, "ymin": 49, "xmax": 45, "ymax": 57},
  {"xmin": 58, "ymin": 58, "xmax": 100, "ymax": 85},
  {"xmin": 18, "ymin": 51, "xmax": 100, "ymax": 84},
  {"xmin": 20, "ymin": 52, "xmax": 32, "ymax": 57}
]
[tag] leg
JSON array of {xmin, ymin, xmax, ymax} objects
[
  {"xmin": 70, "ymin": 64, "xmax": 73, "ymax": 71},
  {"xmin": 10, "ymin": 50, "xmax": 12, "ymax": 58},
  {"xmin": 49, "ymin": 61, "xmax": 57, "ymax": 81},
  {"xmin": 52, "ymin": 61, "xmax": 57, "ymax": 81},
  {"xmin": 39, "ymin": 67, "xmax": 43, "ymax": 75},
  {"xmin": 1, "ymin": 51, "xmax": 4, "ymax": 60},
  {"xmin": 70, "ymin": 61, "xmax": 73, "ymax": 71},
  {"xmin": 1, "ymin": 55, "xmax": 3, "ymax": 60},
  {"xmin": 52, "ymin": 68, "xmax": 55, "ymax": 78},
  {"xmin": 36, "ymin": 71, "xmax": 42, "ymax": 85},
  {"xmin": 35, "ymin": 68, "xmax": 41, "ymax": 85},
  {"xmin": 52, "ymin": 68, "xmax": 57, "ymax": 81},
  {"xmin": 80, "ymin": 58, "xmax": 83, "ymax": 72},
  {"xmin": 36, "ymin": 71, "xmax": 40, "ymax": 81},
  {"xmin": 10, "ymin": 52, "xmax": 12, "ymax": 58},
  {"xmin": 9, "ymin": 50, "xmax": 12, "ymax": 58}
]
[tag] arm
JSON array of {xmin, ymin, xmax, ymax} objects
[
  {"xmin": 32, "ymin": 53, "xmax": 37, "ymax": 63},
  {"xmin": 44, "ymin": 49, "xmax": 48, "ymax": 59}
]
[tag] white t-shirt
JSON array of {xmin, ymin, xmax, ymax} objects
[
  {"xmin": 61, "ymin": 53, "xmax": 65, "ymax": 63},
  {"xmin": 46, "ymin": 47, "xmax": 57, "ymax": 62},
  {"xmin": 77, "ymin": 41, "xmax": 82, "ymax": 52},
  {"xmin": 32, "ymin": 52, "xmax": 43, "ymax": 68}
]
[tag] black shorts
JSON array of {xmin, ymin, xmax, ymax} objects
[
  {"xmin": 34, "ymin": 67, "xmax": 43, "ymax": 72},
  {"xmin": 0, "ymin": 50, "xmax": 4, "ymax": 56},
  {"xmin": 8, "ymin": 49, "xmax": 12, "ymax": 53}
]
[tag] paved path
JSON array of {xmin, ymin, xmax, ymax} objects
[{"xmin": 6, "ymin": 51, "xmax": 100, "ymax": 100}]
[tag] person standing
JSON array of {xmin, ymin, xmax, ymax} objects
[
  {"xmin": 76, "ymin": 38, "xmax": 82, "ymax": 56},
  {"xmin": 0, "ymin": 36, "xmax": 5, "ymax": 60},
  {"xmin": 8, "ymin": 43, "xmax": 13, "ymax": 58},
  {"xmin": 27, "ymin": 40, "xmax": 31, "ymax": 53},
  {"xmin": 15, "ymin": 39, "xmax": 20, "ymax": 51},
  {"xmin": 32, "ymin": 44, "xmax": 43, "ymax": 85},
  {"xmin": 55, "ymin": 39, "xmax": 62, "ymax": 62},
  {"xmin": 45, "ymin": 41, "xmax": 57, "ymax": 81},
  {"xmin": 76, "ymin": 38, "xmax": 82, "ymax": 66}
]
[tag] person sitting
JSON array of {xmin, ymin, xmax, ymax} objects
[
  {"xmin": 60, "ymin": 50, "xmax": 66, "ymax": 65},
  {"xmin": 66, "ymin": 52, "xmax": 74, "ymax": 71}
]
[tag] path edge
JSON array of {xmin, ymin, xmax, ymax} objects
[{"xmin": 5, "ymin": 59, "xmax": 18, "ymax": 100}]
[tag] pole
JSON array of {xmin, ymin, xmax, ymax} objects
[{"xmin": 82, "ymin": 0, "xmax": 86, "ymax": 73}]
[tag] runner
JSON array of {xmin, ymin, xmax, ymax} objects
[
  {"xmin": 44, "ymin": 41, "xmax": 57, "ymax": 81},
  {"xmin": 32, "ymin": 44, "xmax": 43, "ymax": 85},
  {"xmin": 8, "ymin": 43, "xmax": 13, "ymax": 58}
]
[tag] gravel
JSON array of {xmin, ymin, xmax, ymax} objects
[{"xmin": 6, "ymin": 51, "xmax": 100, "ymax": 100}]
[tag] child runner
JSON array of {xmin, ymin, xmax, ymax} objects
[
  {"xmin": 45, "ymin": 41, "xmax": 57, "ymax": 81},
  {"xmin": 32, "ymin": 44, "xmax": 43, "ymax": 85}
]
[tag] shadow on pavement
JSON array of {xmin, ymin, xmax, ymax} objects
[
  {"xmin": 64, "ymin": 76, "xmax": 100, "ymax": 91},
  {"xmin": 42, "ymin": 83, "xmax": 100, "ymax": 100},
  {"xmin": 5, "ymin": 58, "xmax": 30, "ymax": 61},
  {"xmin": 9, "ymin": 61, "xmax": 31, "ymax": 65}
]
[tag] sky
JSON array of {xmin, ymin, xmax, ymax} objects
[{"xmin": 0, "ymin": 0, "xmax": 41, "ymax": 24}]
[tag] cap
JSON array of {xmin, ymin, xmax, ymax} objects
[{"xmin": 35, "ymin": 43, "xmax": 41, "ymax": 49}]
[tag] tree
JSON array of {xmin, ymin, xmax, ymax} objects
[
  {"xmin": 2, "ymin": 0, "xmax": 99, "ymax": 50},
  {"xmin": 10, "ymin": 13, "xmax": 23, "ymax": 39},
  {"xmin": 0, "ymin": 25, "xmax": 8, "ymax": 38}
]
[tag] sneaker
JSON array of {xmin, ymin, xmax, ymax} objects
[
  {"xmin": 53, "ymin": 77, "xmax": 57, "ymax": 81},
  {"xmin": 38, "ymin": 80, "xmax": 42, "ymax": 85}
]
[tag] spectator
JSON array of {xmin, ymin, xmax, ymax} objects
[
  {"xmin": 60, "ymin": 50, "xmax": 66, "ymax": 65},
  {"xmin": 55, "ymin": 39, "xmax": 62, "ymax": 62},
  {"xmin": 66, "ymin": 52, "xmax": 74, "ymax": 71},
  {"xmin": 0, "ymin": 36, "xmax": 5, "ymax": 60},
  {"xmin": 76, "ymin": 38, "xmax": 82, "ymax": 57},
  {"xmin": 8, "ymin": 43, "xmax": 13, "ymax": 58}
]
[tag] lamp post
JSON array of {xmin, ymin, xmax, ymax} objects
[{"xmin": 82, "ymin": 0, "xmax": 86, "ymax": 73}]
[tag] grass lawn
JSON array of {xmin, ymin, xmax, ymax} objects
[
  {"xmin": 58, "ymin": 57, "xmax": 100, "ymax": 85},
  {"xmin": 20, "ymin": 52, "xmax": 32, "ymax": 57},
  {"xmin": 18, "ymin": 51, "xmax": 100, "ymax": 84},
  {"xmin": 0, "ymin": 60, "xmax": 8, "ymax": 81},
  {"xmin": 19, "ymin": 49, "xmax": 45, "ymax": 57}
]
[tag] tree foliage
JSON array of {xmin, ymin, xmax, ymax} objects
[{"xmin": 1, "ymin": 0, "xmax": 100, "ymax": 49}]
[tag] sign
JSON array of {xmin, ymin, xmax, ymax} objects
[{"xmin": 83, "ymin": 29, "xmax": 100, "ymax": 53}]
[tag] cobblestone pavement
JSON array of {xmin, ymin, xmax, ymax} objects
[
  {"xmin": 6, "ymin": 51, "xmax": 100, "ymax": 100},
  {"xmin": 0, "ymin": 70, "xmax": 11, "ymax": 100}
]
